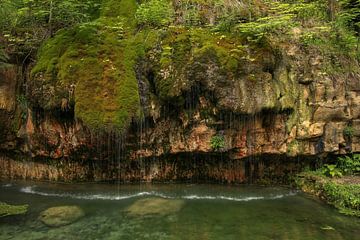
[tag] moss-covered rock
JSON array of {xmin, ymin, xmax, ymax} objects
[
  {"xmin": 0, "ymin": 202, "xmax": 28, "ymax": 217},
  {"xmin": 39, "ymin": 205, "xmax": 85, "ymax": 227},
  {"xmin": 28, "ymin": 0, "xmax": 304, "ymax": 132},
  {"xmin": 30, "ymin": 0, "xmax": 143, "ymax": 131},
  {"xmin": 126, "ymin": 197, "xmax": 184, "ymax": 216}
]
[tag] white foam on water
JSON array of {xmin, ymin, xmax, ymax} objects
[
  {"xmin": 20, "ymin": 186, "xmax": 170, "ymax": 200},
  {"xmin": 19, "ymin": 186, "xmax": 298, "ymax": 202},
  {"xmin": 182, "ymin": 195, "xmax": 265, "ymax": 201}
]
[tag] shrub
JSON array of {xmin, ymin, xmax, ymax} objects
[
  {"xmin": 235, "ymin": 14, "xmax": 294, "ymax": 42},
  {"xmin": 135, "ymin": 0, "xmax": 174, "ymax": 27},
  {"xmin": 323, "ymin": 182, "xmax": 360, "ymax": 214},
  {"xmin": 337, "ymin": 154, "xmax": 360, "ymax": 175},
  {"xmin": 322, "ymin": 164, "xmax": 342, "ymax": 178}
]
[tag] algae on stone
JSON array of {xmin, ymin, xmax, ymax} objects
[
  {"xmin": 126, "ymin": 197, "xmax": 184, "ymax": 216},
  {"xmin": 39, "ymin": 205, "xmax": 85, "ymax": 227},
  {"xmin": 0, "ymin": 202, "xmax": 28, "ymax": 217}
]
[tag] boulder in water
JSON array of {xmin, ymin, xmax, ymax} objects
[
  {"xmin": 0, "ymin": 202, "xmax": 28, "ymax": 217},
  {"xmin": 126, "ymin": 197, "xmax": 184, "ymax": 216},
  {"xmin": 39, "ymin": 205, "xmax": 84, "ymax": 227}
]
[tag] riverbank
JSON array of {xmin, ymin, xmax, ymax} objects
[{"xmin": 295, "ymin": 172, "xmax": 360, "ymax": 217}]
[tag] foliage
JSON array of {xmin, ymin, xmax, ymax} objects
[
  {"xmin": 210, "ymin": 135, "xmax": 225, "ymax": 151},
  {"xmin": 0, "ymin": 202, "xmax": 28, "ymax": 217},
  {"xmin": 338, "ymin": 0, "xmax": 360, "ymax": 35},
  {"xmin": 320, "ymin": 154, "xmax": 360, "ymax": 177},
  {"xmin": 14, "ymin": 0, "xmax": 100, "ymax": 30},
  {"xmin": 236, "ymin": 14, "xmax": 294, "ymax": 43},
  {"xmin": 0, "ymin": 0, "xmax": 17, "ymax": 30},
  {"xmin": 337, "ymin": 154, "xmax": 360, "ymax": 175},
  {"xmin": 343, "ymin": 126, "xmax": 354, "ymax": 137},
  {"xmin": 0, "ymin": 0, "xmax": 101, "ymax": 61},
  {"xmin": 322, "ymin": 164, "xmax": 343, "ymax": 178},
  {"xmin": 135, "ymin": 0, "xmax": 174, "ymax": 27},
  {"xmin": 295, "ymin": 173, "xmax": 360, "ymax": 217},
  {"xmin": 322, "ymin": 182, "xmax": 360, "ymax": 216},
  {"xmin": 0, "ymin": 49, "xmax": 9, "ymax": 67}
]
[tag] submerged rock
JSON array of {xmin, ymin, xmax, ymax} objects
[
  {"xmin": 39, "ymin": 205, "xmax": 84, "ymax": 227},
  {"xmin": 126, "ymin": 197, "xmax": 184, "ymax": 217},
  {"xmin": 0, "ymin": 202, "xmax": 28, "ymax": 217}
]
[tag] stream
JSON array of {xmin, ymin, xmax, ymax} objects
[{"xmin": 0, "ymin": 181, "xmax": 359, "ymax": 240}]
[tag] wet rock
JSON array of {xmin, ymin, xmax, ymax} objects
[
  {"xmin": 297, "ymin": 121, "xmax": 325, "ymax": 140},
  {"xmin": 313, "ymin": 104, "xmax": 350, "ymax": 122},
  {"xmin": 323, "ymin": 122, "xmax": 346, "ymax": 153},
  {"xmin": 0, "ymin": 202, "xmax": 28, "ymax": 217},
  {"xmin": 126, "ymin": 198, "xmax": 184, "ymax": 217},
  {"xmin": 39, "ymin": 206, "xmax": 84, "ymax": 227}
]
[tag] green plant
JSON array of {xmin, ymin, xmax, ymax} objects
[
  {"xmin": 236, "ymin": 14, "xmax": 294, "ymax": 42},
  {"xmin": 135, "ymin": 0, "xmax": 174, "ymax": 27},
  {"xmin": 343, "ymin": 126, "xmax": 354, "ymax": 137},
  {"xmin": 296, "ymin": 173, "xmax": 360, "ymax": 217},
  {"xmin": 323, "ymin": 182, "xmax": 360, "ymax": 214},
  {"xmin": 322, "ymin": 164, "xmax": 342, "ymax": 178},
  {"xmin": 210, "ymin": 135, "xmax": 225, "ymax": 151},
  {"xmin": 337, "ymin": 154, "xmax": 360, "ymax": 175}
]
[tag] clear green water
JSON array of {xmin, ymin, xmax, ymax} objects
[{"xmin": 0, "ymin": 181, "xmax": 359, "ymax": 240}]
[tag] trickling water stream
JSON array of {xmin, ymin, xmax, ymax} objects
[{"xmin": 1, "ymin": 181, "xmax": 359, "ymax": 240}]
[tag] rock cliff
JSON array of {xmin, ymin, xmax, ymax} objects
[{"xmin": 0, "ymin": 0, "xmax": 359, "ymax": 183}]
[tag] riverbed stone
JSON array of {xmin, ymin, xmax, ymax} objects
[
  {"xmin": 0, "ymin": 202, "xmax": 28, "ymax": 217},
  {"xmin": 39, "ymin": 205, "xmax": 84, "ymax": 227},
  {"xmin": 126, "ymin": 198, "xmax": 184, "ymax": 217}
]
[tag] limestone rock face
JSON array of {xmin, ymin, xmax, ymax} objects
[
  {"xmin": 39, "ymin": 206, "xmax": 84, "ymax": 227},
  {"xmin": 0, "ymin": 66, "xmax": 19, "ymax": 150},
  {"xmin": 0, "ymin": 24, "xmax": 360, "ymax": 183}
]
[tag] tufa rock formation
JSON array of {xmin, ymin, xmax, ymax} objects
[{"xmin": 0, "ymin": 0, "xmax": 359, "ymax": 183}]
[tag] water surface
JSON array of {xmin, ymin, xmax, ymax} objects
[{"xmin": 0, "ymin": 181, "xmax": 359, "ymax": 240}]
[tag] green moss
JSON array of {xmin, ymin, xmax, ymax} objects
[
  {"xmin": 31, "ymin": 29, "xmax": 75, "ymax": 76},
  {"xmin": 101, "ymin": 0, "xmax": 138, "ymax": 26},
  {"xmin": 287, "ymin": 139, "xmax": 299, "ymax": 156},
  {"xmin": 154, "ymin": 27, "xmax": 246, "ymax": 101},
  {"xmin": 32, "ymin": 0, "xmax": 313, "ymax": 131},
  {"xmin": 0, "ymin": 202, "xmax": 28, "ymax": 217},
  {"xmin": 31, "ymin": 0, "xmax": 146, "ymax": 131}
]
